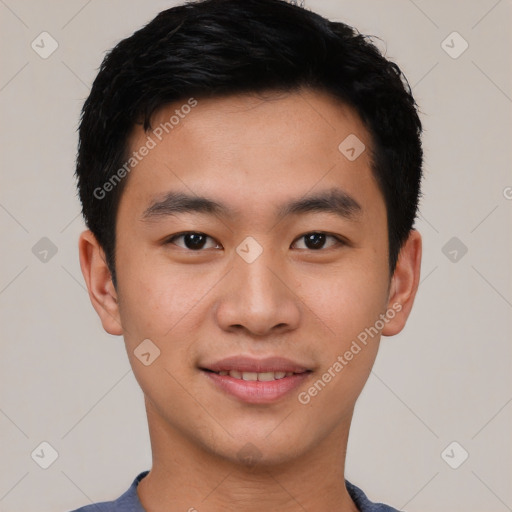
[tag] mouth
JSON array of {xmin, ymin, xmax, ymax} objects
[
  {"xmin": 202, "ymin": 368, "xmax": 306, "ymax": 381},
  {"xmin": 199, "ymin": 356, "xmax": 313, "ymax": 404}
]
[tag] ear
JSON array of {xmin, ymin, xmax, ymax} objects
[
  {"xmin": 382, "ymin": 229, "xmax": 422, "ymax": 336},
  {"xmin": 78, "ymin": 230, "xmax": 123, "ymax": 336}
]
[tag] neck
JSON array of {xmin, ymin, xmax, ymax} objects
[{"xmin": 137, "ymin": 400, "xmax": 359, "ymax": 512}]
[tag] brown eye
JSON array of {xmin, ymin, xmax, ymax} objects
[
  {"xmin": 292, "ymin": 232, "xmax": 343, "ymax": 250},
  {"xmin": 167, "ymin": 232, "xmax": 220, "ymax": 250}
]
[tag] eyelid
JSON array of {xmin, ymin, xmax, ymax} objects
[
  {"xmin": 165, "ymin": 231, "xmax": 222, "ymax": 249},
  {"xmin": 291, "ymin": 232, "xmax": 347, "ymax": 250},
  {"xmin": 164, "ymin": 231, "xmax": 348, "ymax": 251}
]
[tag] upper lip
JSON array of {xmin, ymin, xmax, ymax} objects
[{"xmin": 201, "ymin": 356, "xmax": 311, "ymax": 374}]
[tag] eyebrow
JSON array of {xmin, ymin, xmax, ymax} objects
[{"xmin": 141, "ymin": 187, "xmax": 362, "ymax": 222}]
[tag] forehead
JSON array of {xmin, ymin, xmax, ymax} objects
[
  {"xmin": 140, "ymin": 89, "xmax": 370, "ymax": 162},
  {"xmin": 120, "ymin": 89, "xmax": 381, "ymax": 221}
]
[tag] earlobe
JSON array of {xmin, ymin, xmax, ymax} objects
[
  {"xmin": 382, "ymin": 229, "xmax": 422, "ymax": 337},
  {"xmin": 78, "ymin": 230, "xmax": 123, "ymax": 336}
]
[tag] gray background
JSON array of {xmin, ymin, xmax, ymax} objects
[{"xmin": 1, "ymin": 0, "xmax": 511, "ymax": 511}]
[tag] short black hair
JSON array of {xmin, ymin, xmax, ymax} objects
[{"xmin": 75, "ymin": 0, "xmax": 423, "ymax": 287}]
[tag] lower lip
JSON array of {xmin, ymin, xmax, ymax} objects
[{"xmin": 203, "ymin": 371, "xmax": 311, "ymax": 404}]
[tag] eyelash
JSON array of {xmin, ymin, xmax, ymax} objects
[{"xmin": 164, "ymin": 231, "xmax": 347, "ymax": 251}]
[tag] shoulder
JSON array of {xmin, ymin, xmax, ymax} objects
[
  {"xmin": 345, "ymin": 479, "xmax": 403, "ymax": 512},
  {"xmin": 67, "ymin": 471, "xmax": 149, "ymax": 512}
]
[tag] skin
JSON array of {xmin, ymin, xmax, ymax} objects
[{"xmin": 79, "ymin": 89, "xmax": 422, "ymax": 512}]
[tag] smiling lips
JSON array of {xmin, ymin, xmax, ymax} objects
[
  {"xmin": 215, "ymin": 370, "xmax": 296, "ymax": 381},
  {"xmin": 201, "ymin": 356, "xmax": 312, "ymax": 403}
]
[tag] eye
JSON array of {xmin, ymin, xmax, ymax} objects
[
  {"xmin": 165, "ymin": 231, "xmax": 345, "ymax": 251},
  {"xmin": 292, "ymin": 232, "xmax": 344, "ymax": 250},
  {"xmin": 165, "ymin": 232, "xmax": 221, "ymax": 250}
]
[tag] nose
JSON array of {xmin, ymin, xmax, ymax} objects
[{"xmin": 214, "ymin": 248, "xmax": 301, "ymax": 337}]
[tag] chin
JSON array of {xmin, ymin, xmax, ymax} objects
[{"xmin": 204, "ymin": 429, "xmax": 312, "ymax": 469}]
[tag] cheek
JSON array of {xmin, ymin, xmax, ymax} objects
[
  {"xmin": 296, "ymin": 272, "xmax": 387, "ymax": 422},
  {"xmin": 298, "ymin": 260, "xmax": 389, "ymax": 344},
  {"xmin": 115, "ymin": 252, "xmax": 224, "ymax": 376},
  {"xmin": 115, "ymin": 251, "xmax": 190, "ymax": 341}
]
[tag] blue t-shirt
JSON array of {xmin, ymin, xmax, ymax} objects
[{"xmin": 68, "ymin": 470, "xmax": 402, "ymax": 511}]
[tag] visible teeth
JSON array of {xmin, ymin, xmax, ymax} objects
[
  {"xmin": 217, "ymin": 370, "xmax": 295, "ymax": 381},
  {"xmin": 257, "ymin": 372, "xmax": 275, "ymax": 382}
]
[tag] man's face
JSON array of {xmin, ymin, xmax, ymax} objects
[{"xmin": 112, "ymin": 90, "xmax": 394, "ymax": 464}]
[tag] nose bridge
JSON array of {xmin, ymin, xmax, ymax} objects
[
  {"xmin": 214, "ymin": 240, "xmax": 300, "ymax": 335},
  {"xmin": 234, "ymin": 233, "xmax": 281, "ymax": 291},
  {"xmin": 239, "ymin": 249, "xmax": 280, "ymax": 302}
]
